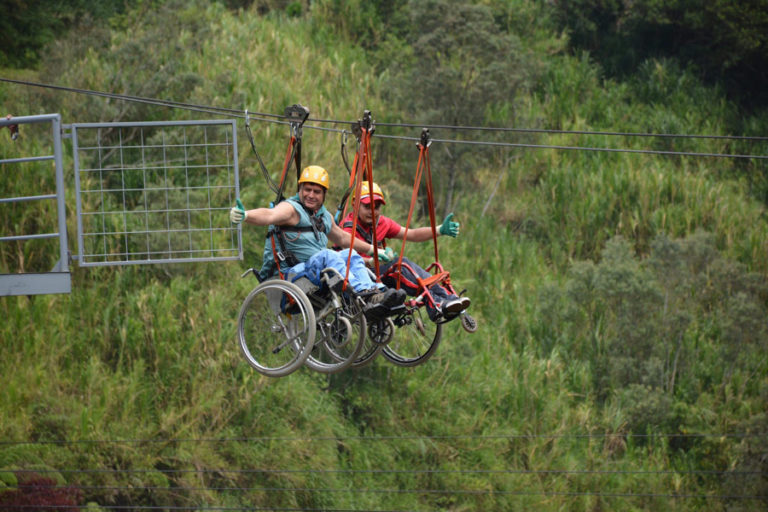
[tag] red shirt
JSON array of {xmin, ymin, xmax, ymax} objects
[{"xmin": 339, "ymin": 212, "xmax": 401, "ymax": 245}]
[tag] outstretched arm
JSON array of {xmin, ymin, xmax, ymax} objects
[
  {"xmin": 394, "ymin": 213, "xmax": 461, "ymax": 241},
  {"xmin": 328, "ymin": 220, "xmax": 372, "ymax": 254},
  {"xmin": 230, "ymin": 199, "xmax": 299, "ymax": 227}
]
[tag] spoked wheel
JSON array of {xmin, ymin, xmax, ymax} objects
[
  {"xmin": 351, "ymin": 317, "xmax": 395, "ymax": 369},
  {"xmin": 304, "ymin": 300, "xmax": 367, "ymax": 374},
  {"xmin": 368, "ymin": 317, "xmax": 395, "ymax": 345},
  {"xmin": 383, "ymin": 307, "xmax": 442, "ymax": 367},
  {"xmin": 238, "ymin": 280, "xmax": 316, "ymax": 377}
]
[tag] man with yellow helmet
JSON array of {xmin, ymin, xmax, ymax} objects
[
  {"xmin": 230, "ymin": 166, "xmax": 406, "ymax": 317},
  {"xmin": 338, "ymin": 181, "xmax": 471, "ymax": 322}
]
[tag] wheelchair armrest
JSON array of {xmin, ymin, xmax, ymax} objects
[{"xmin": 292, "ymin": 276, "xmax": 319, "ymax": 296}]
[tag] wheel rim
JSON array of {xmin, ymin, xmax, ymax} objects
[
  {"xmin": 304, "ymin": 298, "xmax": 367, "ymax": 374},
  {"xmin": 383, "ymin": 307, "xmax": 442, "ymax": 367},
  {"xmin": 238, "ymin": 281, "xmax": 315, "ymax": 377}
]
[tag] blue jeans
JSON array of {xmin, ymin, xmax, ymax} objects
[{"xmin": 288, "ymin": 249, "xmax": 383, "ymax": 293}]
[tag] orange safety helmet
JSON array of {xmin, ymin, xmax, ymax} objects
[
  {"xmin": 357, "ymin": 181, "xmax": 386, "ymax": 205},
  {"xmin": 298, "ymin": 165, "xmax": 330, "ymax": 190}
]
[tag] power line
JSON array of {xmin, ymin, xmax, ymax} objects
[
  {"xmin": 11, "ymin": 467, "xmax": 766, "ymax": 477},
  {"xmin": 1, "ymin": 432, "xmax": 765, "ymax": 446}
]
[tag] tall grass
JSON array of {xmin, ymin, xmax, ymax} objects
[{"xmin": 1, "ymin": 1, "xmax": 767, "ymax": 510}]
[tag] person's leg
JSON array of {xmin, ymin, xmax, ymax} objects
[
  {"xmin": 309, "ymin": 249, "xmax": 382, "ymax": 293},
  {"xmin": 381, "ymin": 257, "xmax": 453, "ymax": 318}
]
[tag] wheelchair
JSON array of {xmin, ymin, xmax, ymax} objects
[
  {"xmin": 348, "ymin": 260, "xmax": 477, "ymax": 369},
  {"xmin": 237, "ymin": 267, "xmax": 368, "ymax": 378}
]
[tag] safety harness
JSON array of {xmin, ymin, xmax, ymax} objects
[
  {"xmin": 391, "ymin": 128, "xmax": 452, "ymax": 296},
  {"xmin": 247, "ymin": 104, "xmax": 318, "ymax": 280},
  {"xmin": 335, "ymin": 111, "xmax": 384, "ymax": 288}
]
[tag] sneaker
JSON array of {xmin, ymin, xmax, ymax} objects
[
  {"xmin": 441, "ymin": 296, "xmax": 471, "ymax": 315},
  {"xmin": 366, "ymin": 287, "xmax": 406, "ymax": 308},
  {"xmin": 386, "ymin": 288, "xmax": 407, "ymax": 308},
  {"xmin": 362, "ymin": 289, "xmax": 389, "ymax": 320}
]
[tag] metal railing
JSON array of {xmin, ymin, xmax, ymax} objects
[
  {"xmin": 1, "ymin": 115, "xmax": 243, "ymax": 296},
  {"xmin": 0, "ymin": 114, "xmax": 71, "ymax": 296}
]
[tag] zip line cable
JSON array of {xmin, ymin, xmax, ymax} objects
[
  {"xmin": 2, "ymin": 77, "xmax": 767, "ymax": 160},
  {"xmin": 373, "ymin": 120, "xmax": 768, "ymax": 141}
]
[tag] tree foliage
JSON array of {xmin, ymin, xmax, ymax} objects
[
  {"xmin": 0, "ymin": 0, "xmax": 128, "ymax": 69},
  {"xmin": 551, "ymin": 0, "xmax": 768, "ymax": 106}
]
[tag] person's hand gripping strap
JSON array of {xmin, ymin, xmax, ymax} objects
[
  {"xmin": 438, "ymin": 213, "xmax": 460, "ymax": 238},
  {"xmin": 230, "ymin": 198, "xmax": 248, "ymax": 224}
]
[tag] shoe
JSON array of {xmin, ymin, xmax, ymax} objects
[
  {"xmin": 366, "ymin": 287, "xmax": 405, "ymax": 308},
  {"xmin": 385, "ymin": 288, "xmax": 407, "ymax": 308},
  {"xmin": 441, "ymin": 296, "xmax": 471, "ymax": 315},
  {"xmin": 362, "ymin": 289, "xmax": 388, "ymax": 320}
]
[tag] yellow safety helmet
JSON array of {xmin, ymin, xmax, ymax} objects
[
  {"xmin": 357, "ymin": 181, "xmax": 386, "ymax": 205},
  {"xmin": 298, "ymin": 165, "xmax": 330, "ymax": 190}
]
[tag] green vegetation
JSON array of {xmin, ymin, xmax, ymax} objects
[{"xmin": 1, "ymin": 1, "xmax": 767, "ymax": 510}]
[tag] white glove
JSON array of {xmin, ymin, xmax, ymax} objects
[{"xmin": 230, "ymin": 198, "xmax": 248, "ymax": 224}]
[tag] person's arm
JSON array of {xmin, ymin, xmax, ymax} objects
[
  {"xmin": 395, "ymin": 225, "xmax": 435, "ymax": 242},
  {"xmin": 394, "ymin": 213, "xmax": 460, "ymax": 241},
  {"xmin": 328, "ymin": 221, "xmax": 372, "ymax": 254},
  {"xmin": 230, "ymin": 199, "xmax": 299, "ymax": 227}
]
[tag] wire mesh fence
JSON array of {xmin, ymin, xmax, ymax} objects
[{"xmin": 72, "ymin": 119, "xmax": 242, "ymax": 266}]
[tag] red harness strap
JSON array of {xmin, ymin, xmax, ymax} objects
[
  {"xmin": 342, "ymin": 111, "xmax": 380, "ymax": 289},
  {"xmin": 394, "ymin": 128, "xmax": 441, "ymax": 289}
]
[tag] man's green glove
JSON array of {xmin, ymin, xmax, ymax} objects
[
  {"xmin": 378, "ymin": 246, "xmax": 397, "ymax": 263},
  {"xmin": 230, "ymin": 198, "xmax": 247, "ymax": 224},
  {"xmin": 438, "ymin": 213, "xmax": 460, "ymax": 238}
]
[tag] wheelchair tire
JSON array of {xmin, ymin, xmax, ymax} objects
[
  {"xmin": 304, "ymin": 303, "xmax": 367, "ymax": 374},
  {"xmin": 382, "ymin": 308, "xmax": 442, "ymax": 367},
  {"xmin": 238, "ymin": 280, "xmax": 316, "ymax": 377}
]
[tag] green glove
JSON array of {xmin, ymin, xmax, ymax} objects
[
  {"xmin": 378, "ymin": 246, "xmax": 397, "ymax": 263},
  {"xmin": 438, "ymin": 213, "xmax": 460, "ymax": 238},
  {"xmin": 230, "ymin": 198, "xmax": 247, "ymax": 224}
]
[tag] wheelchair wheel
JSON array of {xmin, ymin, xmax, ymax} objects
[
  {"xmin": 238, "ymin": 280, "xmax": 316, "ymax": 377},
  {"xmin": 304, "ymin": 302, "xmax": 367, "ymax": 374},
  {"xmin": 349, "ymin": 317, "xmax": 394, "ymax": 369},
  {"xmin": 383, "ymin": 307, "xmax": 442, "ymax": 367},
  {"xmin": 460, "ymin": 311, "xmax": 478, "ymax": 333}
]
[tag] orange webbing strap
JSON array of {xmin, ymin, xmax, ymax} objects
[
  {"xmin": 365, "ymin": 131, "xmax": 381, "ymax": 277},
  {"xmin": 267, "ymin": 134, "xmax": 298, "ymax": 280},
  {"xmin": 343, "ymin": 113, "xmax": 379, "ymax": 289},
  {"xmin": 275, "ymin": 135, "xmax": 296, "ymax": 202},
  {"xmin": 395, "ymin": 134, "xmax": 427, "ymax": 288},
  {"xmin": 270, "ymin": 233, "xmax": 285, "ymax": 280},
  {"xmin": 395, "ymin": 128, "xmax": 442, "ymax": 289},
  {"xmin": 417, "ymin": 270, "xmax": 449, "ymax": 290},
  {"xmin": 423, "ymin": 134, "xmax": 440, "ymax": 264},
  {"xmin": 343, "ymin": 148, "xmax": 365, "ymax": 289}
]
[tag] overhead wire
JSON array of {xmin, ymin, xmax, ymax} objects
[
  {"xmin": 10, "ymin": 467, "xmax": 766, "ymax": 477},
  {"xmin": 2, "ymin": 77, "xmax": 767, "ymax": 160}
]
